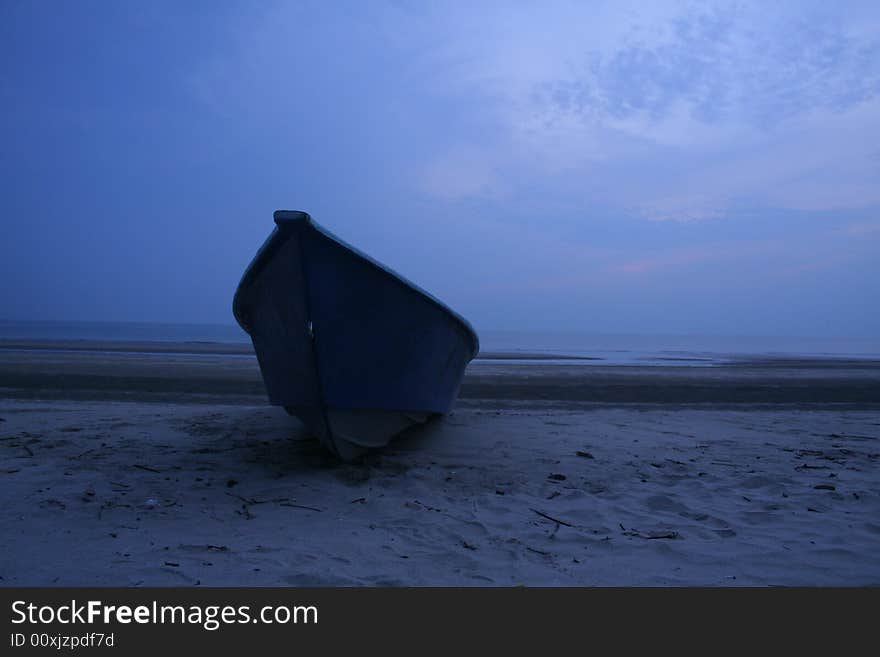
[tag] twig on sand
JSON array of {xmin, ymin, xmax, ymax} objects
[
  {"xmin": 226, "ymin": 492, "xmax": 322, "ymax": 513},
  {"xmin": 278, "ymin": 501, "xmax": 323, "ymax": 513},
  {"xmin": 226, "ymin": 492, "xmax": 261, "ymax": 505},
  {"xmin": 132, "ymin": 464, "xmax": 161, "ymax": 474},
  {"xmin": 530, "ymin": 508, "xmax": 575, "ymax": 527},
  {"xmin": 620, "ymin": 525, "xmax": 680, "ymax": 540}
]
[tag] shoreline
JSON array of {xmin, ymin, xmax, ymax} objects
[
  {"xmin": 3, "ymin": 337, "xmax": 879, "ymax": 365},
  {"xmin": 0, "ymin": 339, "xmax": 878, "ymax": 408}
]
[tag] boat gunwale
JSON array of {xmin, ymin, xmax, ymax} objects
[{"xmin": 232, "ymin": 210, "xmax": 480, "ymax": 359}]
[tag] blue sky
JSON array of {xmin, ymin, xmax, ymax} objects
[{"xmin": 2, "ymin": 0, "xmax": 879, "ymax": 337}]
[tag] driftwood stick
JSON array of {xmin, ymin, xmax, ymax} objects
[
  {"xmin": 278, "ymin": 502, "xmax": 323, "ymax": 512},
  {"xmin": 226, "ymin": 492, "xmax": 259, "ymax": 505},
  {"xmin": 530, "ymin": 508, "xmax": 575, "ymax": 527}
]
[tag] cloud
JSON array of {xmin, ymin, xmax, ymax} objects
[
  {"xmin": 419, "ymin": 148, "xmax": 506, "ymax": 201},
  {"xmin": 635, "ymin": 194, "xmax": 728, "ymax": 223},
  {"xmin": 390, "ymin": 1, "xmax": 880, "ymax": 218},
  {"xmin": 185, "ymin": 2, "xmax": 880, "ymax": 220},
  {"xmin": 845, "ymin": 220, "xmax": 880, "ymax": 235}
]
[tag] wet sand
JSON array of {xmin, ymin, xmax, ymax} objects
[
  {"xmin": 1, "ymin": 341, "xmax": 879, "ymax": 585},
  {"xmin": 2, "ymin": 340, "xmax": 879, "ymax": 407}
]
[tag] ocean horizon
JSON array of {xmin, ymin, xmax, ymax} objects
[{"xmin": 1, "ymin": 319, "xmax": 878, "ymax": 366}]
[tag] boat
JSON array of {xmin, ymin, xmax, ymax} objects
[{"xmin": 233, "ymin": 210, "xmax": 480, "ymax": 459}]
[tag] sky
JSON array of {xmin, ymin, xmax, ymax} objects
[{"xmin": 1, "ymin": 0, "xmax": 879, "ymax": 338}]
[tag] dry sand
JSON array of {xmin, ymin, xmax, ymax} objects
[{"xmin": 1, "ymin": 342, "xmax": 879, "ymax": 585}]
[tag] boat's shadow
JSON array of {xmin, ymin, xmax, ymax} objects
[{"xmin": 224, "ymin": 407, "xmax": 460, "ymax": 473}]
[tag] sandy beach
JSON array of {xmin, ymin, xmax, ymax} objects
[{"xmin": 1, "ymin": 341, "xmax": 879, "ymax": 586}]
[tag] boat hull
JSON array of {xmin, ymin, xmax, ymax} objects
[{"xmin": 233, "ymin": 211, "xmax": 479, "ymax": 458}]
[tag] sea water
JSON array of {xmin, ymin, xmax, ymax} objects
[{"xmin": 2, "ymin": 320, "xmax": 878, "ymax": 366}]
